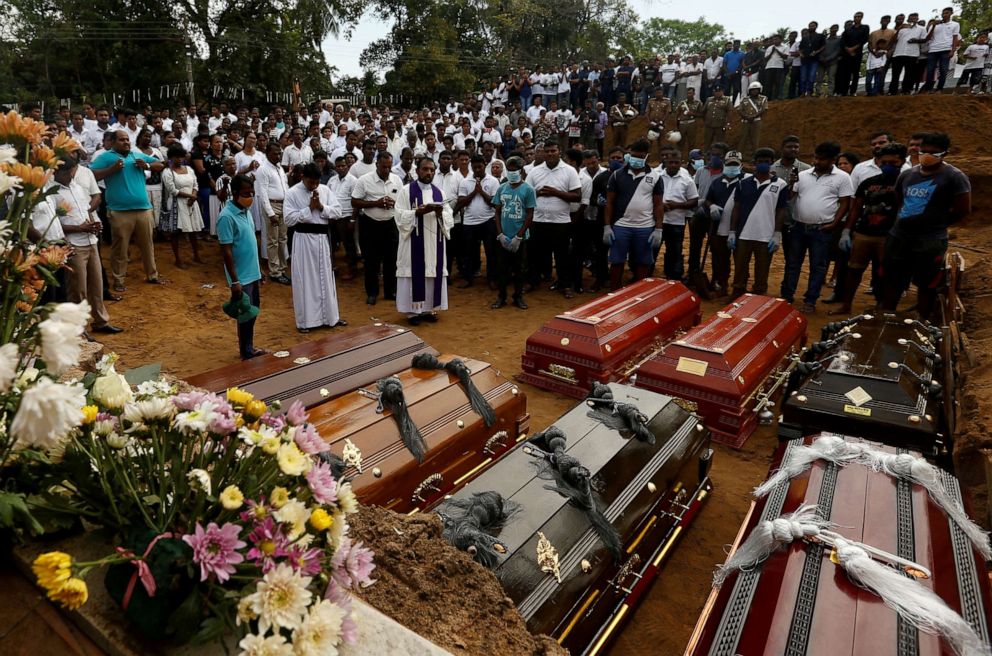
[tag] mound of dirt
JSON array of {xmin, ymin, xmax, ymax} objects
[{"xmin": 348, "ymin": 505, "xmax": 565, "ymax": 656}]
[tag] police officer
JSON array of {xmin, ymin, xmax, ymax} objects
[
  {"xmin": 675, "ymin": 87, "xmax": 704, "ymax": 157},
  {"xmin": 645, "ymin": 87, "xmax": 672, "ymax": 163},
  {"xmin": 737, "ymin": 81, "xmax": 768, "ymax": 159},
  {"xmin": 701, "ymin": 85, "xmax": 732, "ymax": 149}
]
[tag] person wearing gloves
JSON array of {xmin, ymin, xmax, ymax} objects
[
  {"xmin": 728, "ymin": 147, "xmax": 789, "ymax": 299},
  {"xmin": 491, "ymin": 156, "xmax": 536, "ymax": 309},
  {"xmin": 657, "ymin": 144, "xmax": 699, "ymax": 281},
  {"xmin": 703, "ymin": 151, "xmax": 750, "ymax": 297},
  {"xmin": 603, "ymin": 139, "xmax": 665, "ymax": 291},
  {"xmin": 832, "ymin": 143, "xmax": 908, "ymax": 316}
]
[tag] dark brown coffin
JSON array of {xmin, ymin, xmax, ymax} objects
[
  {"xmin": 779, "ymin": 313, "xmax": 952, "ymax": 460},
  {"xmin": 518, "ymin": 279, "xmax": 701, "ymax": 398},
  {"xmin": 685, "ymin": 434, "xmax": 992, "ymax": 656},
  {"xmin": 635, "ymin": 294, "xmax": 808, "ymax": 448},
  {"xmin": 184, "ymin": 324, "xmax": 435, "ymax": 408},
  {"xmin": 438, "ymin": 383, "xmax": 713, "ymax": 656},
  {"xmin": 309, "ymin": 355, "xmax": 530, "ymax": 514}
]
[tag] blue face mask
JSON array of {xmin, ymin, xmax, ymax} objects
[
  {"xmin": 755, "ymin": 162, "xmax": 771, "ymax": 175},
  {"xmin": 628, "ymin": 155, "xmax": 647, "ymax": 169},
  {"xmin": 506, "ymin": 169, "xmax": 522, "ymax": 183},
  {"xmin": 710, "ymin": 156, "xmax": 724, "ymax": 169},
  {"xmin": 692, "ymin": 158, "xmax": 705, "ymax": 170},
  {"xmin": 608, "ymin": 159, "xmax": 624, "ymax": 171},
  {"xmin": 723, "ymin": 165, "xmax": 742, "ymax": 178},
  {"xmin": 880, "ymin": 164, "xmax": 901, "ymax": 179},
  {"xmin": 623, "ymin": 153, "xmax": 631, "ymax": 165}
]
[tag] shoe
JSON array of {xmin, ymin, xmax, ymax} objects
[
  {"xmin": 822, "ymin": 294, "xmax": 840, "ymax": 304},
  {"xmin": 491, "ymin": 299, "xmax": 507, "ymax": 309},
  {"xmin": 563, "ymin": 288, "xmax": 575, "ymax": 299},
  {"xmin": 146, "ymin": 278, "xmax": 164, "ymax": 285},
  {"xmin": 366, "ymin": 296, "xmax": 377, "ymax": 305},
  {"xmin": 800, "ymin": 303, "xmax": 816, "ymax": 315},
  {"xmin": 113, "ymin": 282, "xmax": 126, "ymax": 292},
  {"xmin": 408, "ymin": 315, "xmax": 422, "ymax": 326},
  {"xmin": 513, "ymin": 297, "xmax": 528, "ymax": 310},
  {"xmin": 104, "ymin": 292, "xmax": 123, "ymax": 302},
  {"xmin": 549, "ymin": 281, "xmax": 560, "ymax": 291},
  {"xmin": 422, "ymin": 313, "xmax": 438, "ymax": 323},
  {"xmin": 333, "ymin": 320, "xmax": 348, "ymax": 327},
  {"xmin": 92, "ymin": 324, "xmax": 124, "ymax": 334},
  {"xmin": 241, "ymin": 348, "xmax": 269, "ymax": 360},
  {"xmin": 276, "ymin": 275, "xmax": 292, "ymax": 285}
]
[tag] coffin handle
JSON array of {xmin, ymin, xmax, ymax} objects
[
  {"xmin": 609, "ymin": 553, "xmax": 643, "ymax": 594},
  {"xmin": 412, "ymin": 473, "xmax": 443, "ymax": 504},
  {"xmin": 483, "ymin": 430, "xmax": 509, "ymax": 455}
]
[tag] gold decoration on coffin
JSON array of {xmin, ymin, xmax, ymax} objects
[
  {"xmin": 537, "ymin": 531, "xmax": 562, "ymax": 583},
  {"xmin": 341, "ymin": 438, "xmax": 363, "ymax": 473},
  {"xmin": 540, "ymin": 363, "xmax": 578, "ymax": 384},
  {"xmin": 483, "ymin": 430, "xmax": 509, "ymax": 455},
  {"xmin": 673, "ymin": 397, "xmax": 698, "ymax": 413},
  {"xmin": 412, "ymin": 473, "xmax": 443, "ymax": 504}
]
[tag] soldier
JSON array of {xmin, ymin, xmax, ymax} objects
[
  {"xmin": 675, "ymin": 87, "xmax": 704, "ymax": 157},
  {"xmin": 737, "ymin": 81, "xmax": 768, "ymax": 159},
  {"xmin": 609, "ymin": 93, "xmax": 638, "ymax": 149},
  {"xmin": 645, "ymin": 87, "xmax": 672, "ymax": 164},
  {"xmin": 701, "ymin": 85, "xmax": 732, "ymax": 150}
]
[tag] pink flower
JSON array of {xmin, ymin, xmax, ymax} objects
[
  {"xmin": 305, "ymin": 462, "xmax": 338, "ymax": 505},
  {"xmin": 294, "ymin": 424, "xmax": 325, "ymax": 455},
  {"xmin": 208, "ymin": 412, "xmax": 236, "ymax": 435},
  {"xmin": 324, "ymin": 579, "xmax": 359, "ymax": 644},
  {"xmin": 246, "ymin": 517, "xmax": 290, "ymax": 572},
  {"xmin": 262, "ymin": 414, "xmax": 286, "ymax": 432},
  {"xmin": 330, "ymin": 536, "xmax": 376, "ymax": 590},
  {"xmin": 182, "ymin": 522, "xmax": 246, "ymax": 583},
  {"xmin": 171, "ymin": 391, "xmax": 211, "ymax": 411},
  {"xmin": 289, "ymin": 545, "xmax": 323, "ymax": 576},
  {"xmin": 285, "ymin": 400, "xmax": 307, "ymax": 426}
]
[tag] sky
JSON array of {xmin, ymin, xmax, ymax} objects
[{"xmin": 322, "ymin": 1, "xmax": 934, "ymax": 79}]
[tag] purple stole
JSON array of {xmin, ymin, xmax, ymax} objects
[{"xmin": 408, "ymin": 182, "xmax": 445, "ymax": 305}]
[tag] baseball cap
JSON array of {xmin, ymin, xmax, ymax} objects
[{"xmin": 725, "ymin": 150, "xmax": 743, "ymax": 165}]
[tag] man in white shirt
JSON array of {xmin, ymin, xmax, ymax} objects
[
  {"xmin": 703, "ymin": 49, "xmax": 724, "ymax": 100},
  {"xmin": 781, "ymin": 141, "xmax": 853, "ymax": 313},
  {"xmin": 52, "ymin": 157, "xmax": 120, "ymax": 333},
  {"xmin": 67, "ymin": 112, "xmax": 89, "ymax": 161},
  {"xmin": 957, "ymin": 33, "xmax": 990, "ymax": 90},
  {"xmin": 923, "ymin": 7, "xmax": 961, "ymax": 91},
  {"xmin": 82, "ymin": 107, "xmax": 111, "ymax": 159},
  {"xmin": 849, "ymin": 131, "xmax": 911, "ymax": 190},
  {"xmin": 327, "ymin": 156, "xmax": 358, "ymax": 279},
  {"xmin": 525, "ymin": 139, "xmax": 581, "ymax": 297},
  {"xmin": 455, "ymin": 154, "xmax": 499, "ymax": 288},
  {"xmin": 330, "ymin": 130, "xmax": 361, "ymax": 162},
  {"xmin": 763, "ymin": 34, "xmax": 790, "ymax": 100},
  {"xmin": 525, "ymin": 97, "xmax": 545, "ymax": 125},
  {"xmin": 283, "ymin": 163, "xmax": 346, "ymax": 332},
  {"xmin": 656, "ymin": 145, "xmax": 699, "ymax": 280},
  {"xmin": 349, "ymin": 139, "xmax": 377, "ymax": 179},
  {"xmin": 281, "ymin": 128, "xmax": 307, "ymax": 169},
  {"xmin": 351, "ymin": 153, "xmax": 403, "ymax": 305},
  {"xmin": 890, "ymin": 14, "xmax": 928, "ymax": 94},
  {"xmin": 255, "ymin": 143, "xmax": 291, "ymax": 283}
]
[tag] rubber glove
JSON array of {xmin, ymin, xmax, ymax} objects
[
  {"xmin": 603, "ymin": 225, "xmax": 615, "ymax": 246},
  {"xmin": 838, "ymin": 228, "xmax": 852, "ymax": 253},
  {"xmin": 648, "ymin": 227, "xmax": 664, "ymax": 249},
  {"xmin": 768, "ymin": 231, "xmax": 782, "ymax": 254},
  {"xmin": 728, "ymin": 231, "xmax": 737, "ymax": 251}
]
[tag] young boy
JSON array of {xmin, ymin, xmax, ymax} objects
[
  {"xmin": 491, "ymin": 156, "xmax": 536, "ymax": 309},
  {"xmin": 866, "ymin": 40, "xmax": 889, "ymax": 96}
]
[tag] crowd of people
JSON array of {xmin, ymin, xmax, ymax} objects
[{"xmin": 12, "ymin": 9, "xmax": 981, "ymax": 359}]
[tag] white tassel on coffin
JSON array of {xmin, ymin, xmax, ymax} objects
[
  {"xmin": 714, "ymin": 505, "xmax": 992, "ymax": 656},
  {"xmin": 752, "ymin": 435, "xmax": 992, "ymax": 561}
]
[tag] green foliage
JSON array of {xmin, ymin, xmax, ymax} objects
[
  {"xmin": 956, "ymin": 0, "xmax": 992, "ymax": 38},
  {"xmin": 619, "ymin": 17, "xmax": 730, "ymax": 60}
]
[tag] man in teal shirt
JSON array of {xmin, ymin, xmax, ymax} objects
[
  {"xmin": 91, "ymin": 129, "xmax": 164, "ymax": 291},
  {"xmin": 491, "ymin": 156, "xmax": 535, "ymax": 310},
  {"xmin": 217, "ymin": 175, "xmax": 266, "ymax": 360}
]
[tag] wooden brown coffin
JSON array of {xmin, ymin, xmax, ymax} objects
[
  {"xmin": 518, "ymin": 278, "xmax": 701, "ymax": 398},
  {"xmin": 184, "ymin": 324, "xmax": 435, "ymax": 408},
  {"xmin": 310, "ymin": 355, "xmax": 530, "ymax": 514},
  {"xmin": 437, "ymin": 383, "xmax": 713, "ymax": 656},
  {"xmin": 685, "ymin": 434, "xmax": 992, "ymax": 656},
  {"xmin": 779, "ymin": 313, "xmax": 952, "ymax": 460},
  {"xmin": 634, "ymin": 294, "xmax": 807, "ymax": 448}
]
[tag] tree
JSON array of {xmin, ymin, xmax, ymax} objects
[
  {"xmin": 619, "ymin": 17, "xmax": 730, "ymax": 60},
  {"xmin": 956, "ymin": 0, "xmax": 992, "ymax": 38}
]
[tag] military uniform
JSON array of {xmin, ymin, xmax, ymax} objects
[
  {"xmin": 701, "ymin": 95, "xmax": 732, "ymax": 149},
  {"xmin": 675, "ymin": 98, "xmax": 703, "ymax": 154},
  {"xmin": 737, "ymin": 93, "xmax": 768, "ymax": 158},
  {"xmin": 609, "ymin": 102, "xmax": 637, "ymax": 148},
  {"xmin": 646, "ymin": 97, "xmax": 672, "ymax": 161}
]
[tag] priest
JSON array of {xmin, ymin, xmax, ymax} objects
[
  {"xmin": 283, "ymin": 163, "xmax": 348, "ymax": 332},
  {"xmin": 394, "ymin": 157, "xmax": 454, "ymax": 326}
]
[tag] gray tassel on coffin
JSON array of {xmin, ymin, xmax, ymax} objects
[
  {"xmin": 412, "ymin": 353, "xmax": 497, "ymax": 427},
  {"xmin": 377, "ymin": 376, "xmax": 427, "ymax": 463}
]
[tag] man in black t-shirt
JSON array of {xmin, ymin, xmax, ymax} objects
[
  {"xmin": 837, "ymin": 12, "xmax": 870, "ymax": 95},
  {"xmin": 833, "ymin": 143, "xmax": 906, "ymax": 315},
  {"xmin": 881, "ymin": 132, "xmax": 971, "ymax": 320}
]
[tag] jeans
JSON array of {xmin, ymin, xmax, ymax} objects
[
  {"xmin": 661, "ymin": 223, "xmax": 685, "ymax": 280},
  {"xmin": 609, "ymin": 225, "xmax": 653, "ymax": 266},
  {"xmin": 799, "ymin": 60, "xmax": 819, "ymax": 95},
  {"xmin": 529, "ymin": 222, "xmax": 572, "ymax": 289},
  {"xmin": 781, "ymin": 223, "xmax": 832, "ymax": 305},
  {"xmin": 924, "ymin": 51, "xmax": 952, "ymax": 91},
  {"xmin": 866, "ymin": 69, "xmax": 885, "ymax": 96}
]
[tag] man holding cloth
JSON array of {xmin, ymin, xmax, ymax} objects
[{"xmin": 217, "ymin": 175, "xmax": 266, "ymax": 360}]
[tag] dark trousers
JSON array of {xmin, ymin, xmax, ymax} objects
[
  {"xmin": 711, "ymin": 234, "xmax": 731, "ymax": 290},
  {"xmin": 497, "ymin": 241, "xmax": 527, "ymax": 301},
  {"xmin": 923, "ymin": 51, "xmax": 952, "ymax": 91},
  {"xmin": 463, "ymin": 218, "xmax": 497, "ymax": 283},
  {"xmin": 687, "ymin": 209, "xmax": 711, "ymax": 276},
  {"xmin": 332, "ymin": 217, "xmax": 358, "ymax": 273},
  {"xmin": 781, "ymin": 223, "xmax": 832, "ymax": 305},
  {"xmin": 237, "ymin": 281, "xmax": 260, "ymax": 359},
  {"xmin": 570, "ymin": 219, "xmax": 601, "ymax": 290},
  {"xmin": 358, "ymin": 214, "xmax": 398, "ymax": 299},
  {"xmin": 836, "ymin": 52, "xmax": 863, "ymax": 95},
  {"xmin": 765, "ymin": 68, "xmax": 785, "ymax": 100},
  {"xmin": 732, "ymin": 239, "xmax": 772, "ymax": 296},
  {"xmin": 661, "ymin": 223, "xmax": 685, "ymax": 280},
  {"xmin": 788, "ymin": 67, "xmax": 801, "ymax": 98},
  {"xmin": 528, "ymin": 222, "xmax": 572, "ymax": 289},
  {"xmin": 198, "ymin": 187, "xmax": 212, "ymax": 233},
  {"xmin": 889, "ymin": 56, "xmax": 917, "ymax": 94}
]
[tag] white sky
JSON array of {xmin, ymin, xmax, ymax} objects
[{"xmin": 322, "ymin": 1, "xmax": 936, "ymax": 78}]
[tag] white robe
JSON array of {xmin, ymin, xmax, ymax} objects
[
  {"xmin": 394, "ymin": 181, "xmax": 454, "ymax": 316},
  {"xmin": 283, "ymin": 183, "xmax": 343, "ymax": 329}
]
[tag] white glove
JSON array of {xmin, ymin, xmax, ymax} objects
[
  {"xmin": 510, "ymin": 236, "xmax": 522, "ymax": 252},
  {"xmin": 497, "ymin": 233, "xmax": 511, "ymax": 250},
  {"xmin": 838, "ymin": 228, "xmax": 852, "ymax": 253},
  {"xmin": 709, "ymin": 204, "xmax": 722, "ymax": 219},
  {"xmin": 603, "ymin": 225, "xmax": 615, "ymax": 246},
  {"xmin": 768, "ymin": 231, "xmax": 782, "ymax": 254},
  {"xmin": 727, "ymin": 231, "xmax": 737, "ymax": 251},
  {"xmin": 648, "ymin": 227, "xmax": 664, "ymax": 249}
]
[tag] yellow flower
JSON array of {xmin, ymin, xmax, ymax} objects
[
  {"xmin": 270, "ymin": 486, "xmax": 290, "ymax": 509},
  {"xmin": 32, "ymin": 551, "xmax": 72, "ymax": 592},
  {"xmin": 276, "ymin": 442, "xmax": 310, "ymax": 476},
  {"xmin": 48, "ymin": 577, "xmax": 88, "ymax": 610},
  {"xmin": 244, "ymin": 399, "xmax": 267, "ymax": 419},
  {"xmin": 81, "ymin": 405, "xmax": 99, "ymax": 425},
  {"xmin": 219, "ymin": 485, "xmax": 244, "ymax": 510},
  {"xmin": 259, "ymin": 435, "xmax": 280, "ymax": 455},
  {"xmin": 226, "ymin": 387, "xmax": 254, "ymax": 406},
  {"xmin": 31, "ymin": 144, "xmax": 59, "ymax": 170},
  {"xmin": 309, "ymin": 508, "xmax": 333, "ymax": 531},
  {"xmin": 50, "ymin": 132, "xmax": 80, "ymax": 159},
  {"xmin": 0, "ymin": 110, "xmax": 46, "ymax": 148},
  {"xmin": 2, "ymin": 162, "xmax": 51, "ymax": 192}
]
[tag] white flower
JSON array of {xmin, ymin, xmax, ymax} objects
[
  {"xmin": 106, "ymin": 432, "xmax": 128, "ymax": 449},
  {"xmin": 276, "ymin": 442, "xmax": 310, "ymax": 476},
  {"xmin": 0, "ymin": 342, "xmax": 19, "ymax": 393},
  {"xmin": 49, "ymin": 301, "xmax": 91, "ymax": 329},
  {"xmin": 93, "ymin": 417, "xmax": 116, "ymax": 436},
  {"xmin": 95, "ymin": 353, "xmax": 117, "ymax": 374},
  {"xmin": 237, "ymin": 632, "xmax": 293, "ymax": 656},
  {"xmin": 273, "ymin": 499, "xmax": 310, "ymax": 540},
  {"xmin": 173, "ymin": 400, "xmax": 220, "ymax": 435},
  {"xmin": 16, "ymin": 367, "xmax": 38, "ymax": 389},
  {"xmin": 0, "ymin": 170, "xmax": 21, "ymax": 196},
  {"xmin": 10, "ymin": 378, "xmax": 85, "ymax": 451},
  {"xmin": 336, "ymin": 482, "xmax": 358, "ymax": 515},
  {"xmin": 291, "ymin": 599, "xmax": 346, "ymax": 656},
  {"xmin": 91, "ymin": 365, "xmax": 133, "ymax": 410},
  {"xmin": 245, "ymin": 563, "xmax": 313, "ymax": 634},
  {"xmin": 38, "ymin": 318, "xmax": 84, "ymax": 375},
  {"xmin": 0, "ymin": 145, "xmax": 17, "ymax": 166},
  {"xmin": 187, "ymin": 468, "xmax": 212, "ymax": 496},
  {"xmin": 327, "ymin": 511, "xmax": 347, "ymax": 551},
  {"xmin": 123, "ymin": 397, "xmax": 175, "ymax": 425},
  {"xmin": 135, "ymin": 379, "xmax": 176, "ymax": 399},
  {"xmin": 236, "ymin": 596, "xmax": 257, "ymax": 627}
]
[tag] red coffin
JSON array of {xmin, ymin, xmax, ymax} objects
[
  {"xmin": 518, "ymin": 278, "xmax": 701, "ymax": 398},
  {"xmin": 634, "ymin": 294, "xmax": 807, "ymax": 448}
]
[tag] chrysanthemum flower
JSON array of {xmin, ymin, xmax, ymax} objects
[
  {"xmin": 0, "ymin": 110, "xmax": 46, "ymax": 148},
  {"xmin": 48, "ymin": 577, "xmax": 88, "ymax": 610},
  {"xmin": 244, "ymin": 562, "xmax": 313, "ymax": 634},
  {"xmin": 32, "ymin": 551, "xmax": 72, "ymax": 592},
  {"xmin": 1, "ymin": 162, "xmax": 50, "ymax": 191},
  {"xmin": 181, "ymin": 522, "xmax": 246, "ymax": 583}
]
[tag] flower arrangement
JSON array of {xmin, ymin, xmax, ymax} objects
[{"xmin": 31, "ymin": 370, "xmax": 374, "ymax": 652}]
